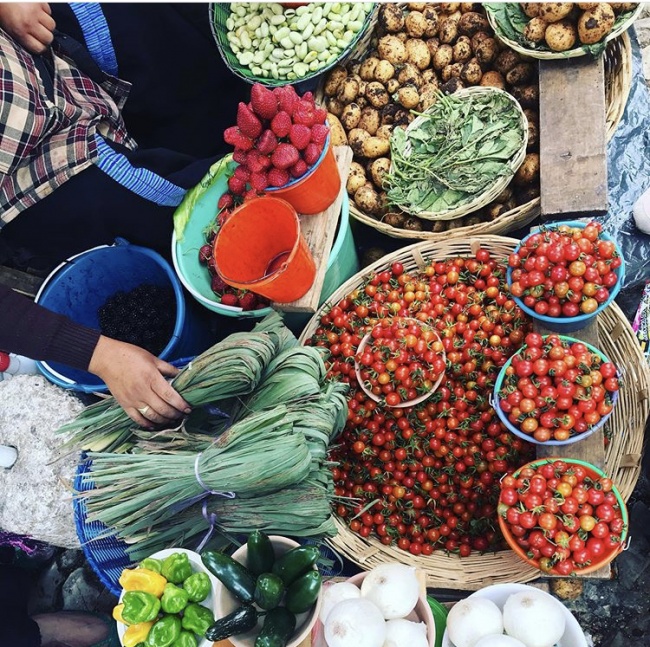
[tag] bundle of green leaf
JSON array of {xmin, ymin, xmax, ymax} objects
[{"xmin": 385, "ymin": 87, "xmax": 526, "ymax": 219}]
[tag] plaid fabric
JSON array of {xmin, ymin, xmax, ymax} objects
[{"xmin": 0, "ymin": 30, "xmax": 134, "ymax": 227}]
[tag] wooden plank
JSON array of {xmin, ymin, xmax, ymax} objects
[
  {"xmin": 533, "ymin": 316, "xmax": 611, "ymax": 580},
  {"xmin": 273, "ymin": 146, "xmax": 353, "ymax": 314},
  {"xmin": 0, "ymin": 265, "xmax": 44, "ymax": 298},
  {"xmin": 538, "ymin": 56, "xmax": 608, "ymax": 220}
]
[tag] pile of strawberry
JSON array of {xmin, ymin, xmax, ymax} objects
[
  {"xmin": 221, "ymin": 82, "xmax": 329, "ymax": 205},
  {"xmin": 507, "ymin": 221, "xmax": 622, "ymax": 318}
]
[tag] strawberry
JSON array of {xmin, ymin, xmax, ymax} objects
[
  {"xmin": 257, "ymin": 129, "xmax": 278, "ymax": 155},
  {"xmin": 301, "ymin": 91, "xmax": 314, "ymax": 104},
  {"xmin": 220, "ymin": 292, "xmax": 239, "ymax": 307},
  {"xmin": 250, "ymin": 171, "xmax": 269, "ymax": 192},
  {"xmin": 217, "ymin": 209, "xmax": 231, "ymax": 227},
  {"xmin": 292, "ymin": 103, "xmax": 316, "ymax": 127},
  {"xmin": 224, "ymin": 126, "xmax": 240, "ymax": 146},
  {"xmin": 271, "ymin": 143, "xmax": 300, "ymax": 170},
  {"xmin": 274, "ymin": 85, "xmax": 298, "ymax": 115},
  {"xmin": 243, "ymin": 188, "xmax": 259, "ymax": 202},
  {"xmin": 289, "ymin": 124, "xmax": 311, "ymax": 150},
  {"xmin": 217, "ymin": 192, "xmax": 234, "ymax": 210},
  {"xmin": 245, "ymin": 150, "xmax": 266, "ymax": 173},
  {"xmin": 267, "ymin": 167, "xmax": 290, "ymax": 187},
  {"xmin": 238, "ymin": 291, "xmax": 258, "ymax": 311},
  {"xmin": 234, "ymin": 165, "xmax": 250, "ymax": 182},
  {"xmin": 258, "ymin": 153, "xmax": 272, "ymax": 170},
  {"xmin": 199, "ymin": 244, "xmax": 212, "ymax": 264},
  {"xmin": 236, "ymin": 102, "xmax": 262, "ymax": 139},
  {"xmin": 250, "ymin": 83, "xmax": 278, "ymax": 120},
  {"xmin": 227, "ymin": 174, "xmax": 246, "ymax": 195},
  {"xmin": 270, "ymin": 111, "xmax": 292, "ymax": 138},
  {"xmin": 313, "ymin": 107, "xmax": 328, "ymax": 125},
  {"xmin": 224, "ymin": 127, "xmax": 254, "ymax": 151},
  {"xmin": 303, "ymin": 142, "xmax": 321, "ymax": 166},
  {"xmin": 310, "ymin": 123, "xmax": 329, "ymax": 146},
  {"xmin": 211, "ymin": 274, "xmax": 228, "ymax": 294},
  {"xmin": 290, "ymin": 158, "xmax": 308, "ymax": 179},
  {"xmin": 232, "ymin": 148, "xmax": 248, "ymax": 164}
]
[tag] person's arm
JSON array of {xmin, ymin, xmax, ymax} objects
[
  {"xmin": 0, "ymin": 284, "xmax": 190, "ymax": 427},
  {"xmin": 0, "ymin": 3, "xmax": 55, "ymax": 54}
]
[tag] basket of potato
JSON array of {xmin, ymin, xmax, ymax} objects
[{"xmin": 484, "ymin": 2, "xmax": 642, "ymax": 58}]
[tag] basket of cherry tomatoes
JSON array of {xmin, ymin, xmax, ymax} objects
[
  {"xmin": 507, "ymin": 220, "xmax": 624, "ymax": 333},
  {"xmin": 498, "ymin": 458, "xmax": 628, "ymax": 576},
  {"xmin": 493, "ymin": 332, "xmax": 620, "ymax": 445},
  {"xmin": 354, "ymin": 317, "xmax": 446, "ymax": 408}
]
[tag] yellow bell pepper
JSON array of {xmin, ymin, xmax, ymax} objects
[
  {"xmin": 112, "ymin": 603, "xmax": 130, "ymax": 625},
  {"xmin": 118, "ymin": 567, "xmax": 167, "ymax": 598},
  {"xmin": 122, "ymin": 620, "xmax": 154, "ymax": 647}
]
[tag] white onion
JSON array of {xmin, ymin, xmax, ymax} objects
[
  {"xmin": 446, "ymin": 598, "xmax": 504, "ymax": 647},
  {"xmin": 383, "ymin": 618, "xmax": 428, "ymax": 647},
  {"xmin": 360, "ymin": 564, "xmax": 420, "ymax": 619},
  {"xmin": 324, "ymin": 598, "xmax": 386, "ymax": 647},
  {"xmin": 474, "ymin": 635, "xmax": 527, "ymax": 647},
  {"xmin": 503, "ymin": 590, "xmax": 566, "ymax": 647},
  {"xmin": 319, "ymin": 582, "xmax": 362, "ymax": 624}
]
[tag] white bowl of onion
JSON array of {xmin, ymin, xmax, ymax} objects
[
  {"xmin": 313, "ymin": 563, "xmax": 436, "ymax": 647},
  {"xmin": 441, "ymin": 583, "xmax": 587, "ymax": 647}
]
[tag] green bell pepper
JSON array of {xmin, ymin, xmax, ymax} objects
[
  {"xmin": 161, "ymin": 553, "xmax": 193, "ymax": 584},
  {"xmin": 122, "ymin": 591, "xmax": 161, "ymax": 625},
  {"xmin": 182, "ymin": 572, "xmax": 211, "ymax": 603},
  {"xmin": 181, "ymin": 603, "xmax": 214, "ymax": 636},
  {"xmin": 161, "ymin": 583, "xmax": 190, "ymax": 615},
  {"xmin": 139, "ymin": 558, "xmax": 163, "ymax": 574},
  {"xmin": 171, "ymin": 631, "xmax": 198, "ymax": 647},
  {"xmin": 145, "ymin": 615, "xmax": 182, "ymax": 647}
]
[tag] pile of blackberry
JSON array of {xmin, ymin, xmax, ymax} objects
[{"xmin": 98, "ymin": 284, "xmax": 176, "ymax": 356}]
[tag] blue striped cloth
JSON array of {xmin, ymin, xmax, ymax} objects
[{"xmin": 69, "ymin": 3, "xmax": 118, "ymax": 76}]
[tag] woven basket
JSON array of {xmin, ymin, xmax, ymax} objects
[
  {"xmin": 210, "ymin": 2, "xmax": 378, "ymax": 88},
  {"xmin": 299, "ymin": 235, "xmax": 650, "ymax": 590},
  {"xmin": 605, "ymin": 32, "xmax": 633, "ymax": 141},
  {"xmin": 484, "ymin": 2, "xmax": 642, "ymax": 61},
  {"xmin": 388, "ymin": 86, "xmax": 529, "ymax": 221}
]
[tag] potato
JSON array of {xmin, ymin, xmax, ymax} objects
[
  {"xmin": 441, "ymin": 77, "xmax": 465, "ymax": 94},
  {"xmin": 347, "ymin": 58, "xmax": 363, "ymax": 76},
  {"xmin": 453, "ymin": 36, "xmax": 473, "ymax": 63},
  {"xmin": 431, "ymin": 220, "xmax": 448, "ymax": 233},
  {"xmin": 515, "ymin": 185, "xmax": 541, "ymax": 203},
  {"xmin": 577, "ymin": 3, "xmax": 599, "ymax": 9},
  {"xmin": 438, "ymin": 17, "xmax": 459, "ymax": 43},
  {"xmin": 494, "ymin": 49, "xmax": 521, "ymax": 75},
  {"xmin": 486, "ymin": 203, "xmax": 510, "ymax": 220},
  {"xmin": 438, "ymin": 3, "xmax": 461, "ymax": 14},
  {"xmin": 479, "ymin": 70, "xmax": 506, "ymax": 89},
  {"xmin": 512, "ymin": 84, "xmax": 539, "ymax": 107},
  {"xmin": 577, "ymin": 4, "xmax": 615, "ymax": 44},
  {"xmin": 323, "ymin": 66, "xmax": 347, "ymax": 97},
  {"xmin": 373, "ymin": 59, "xmax": 395, "ymax": 84},
  {"xmin": 369, "ymin": 158, "xmax": 391, "ymax": 188},
  {"xmin": 523, "ymin": 17, "xmax": 549, "ymax": 43},
  {"xmin": 471, "ymin": 31, "xmax": 493, "ymax": 50},
  {"xmin": 514, "ymin": 152, "xmax": 540, "ymax": 185},
  {"xmin": 422, "ymin": 68, "xmax": 438, "ymax": 84},
  {"xmin": 461, "ymin": 58, "xmax": 483, "ymax": 84},
  {"xmin": 346, "ymin": 162, "xmax": 367, "ymax": 194},
  {"xmin": 523, "ymin": 108, "xmax": 539, "ymax": 126},
  {"xmin": 326, "ymin": 97, "xmax": 345, "ymax": 117},
  {"xmin": 526, "ymin": 119, "xmax": 539, "ymax": 148},
  {"xmin": 461, "ymin": 3, "xmax": 480, "ymax": 12},
  {"xmin": 380, "ymin": 104, "xmax": 399, "ymax": 125},
  {"xmin": 327, "ymin": 113, "xmax": 348, "ymax": 146},
  {"xmin": 378, "ymin": 3, "xmax": 405, "ymax": 33},
  {"xmin": 537, "ymin": 3, "xmax": 574, "ymax": 23},
  {"xmin": 358, "ymin": 107, "xmax": 381, "ymax": 135},
  {"xmin": 521, "ymin": 3, "xmax": 540, "ymax": 17},
  {"xmin": 475, "ymin": 37, "xmax": 499, "ymax": 66},
  {"xmin": 396, "ymin": 84, "xmax": 420, "ymax": 109},
  {"xmin": 395, "ymin": 31, "xmax": 409, "ymax": 43},
  {"xmin": 365, "ymin": 81, "xmax": 390, "ymax": 109},
  {"xmin": 337, "ymin": 77, "xmax": 360, "ymax": 104},
  {"xmin": 376, "ymin": 124, "xmax": 394, "ymax": 140},
  {"xmin": 422, "ymin": 7, "xmax": 440, "ymax": 37},
  {"xmin": 545, "ymin": 19, "xmax": 578, "ymax": 50},
  {"xmin": 405, "ymin": 11, "xmax": 428, "ymax": 38},
  {"xmin": 609, "ymin": 3, "xmax": 636, "ymax": 12},
  {"xmin": 357, "ymin": 96, "xmax": 369, "ymax": 109},
  {"xmin": 407, "ymin": 2, "xmax": 427, "ymax": 11},
  {"xmin": 506, "ymin": 62, "xmax": 535, "ymax": 86},
  {"xmin": 377, "ymin": 35, "xmax": 408, "ymax": 64},
  {"xmin": 340, "ymin": 103, "xmax": 362, "ymax": 130},
  {"xmin": 386, "ymin": 78, "xmax": 400, "ymax": 94},
  {"xmin": 354, "ymin": 185, "xmax": 383, "ymax": 215},
  {"xmin": 495, "ymin": 186, "xmax": 514, "ymax": 204},
  {"xmin": 403, "ymin": 216, "xmax": 424, "ymax": 231},
  {"xmin": 393, "ymin": 108, "xmax": 413, "ymax": 126},
  {"xmin": 418, "ymin": 82, "xmax": 440, "ymax": 110},
  {"xmin": 426, "ymin": 37, "xmax": 441, "ymax": 59},
  {"xmin": 359, "ymin": 57, "xmax": 380, "ymax": 82},
  {"xmin": 442, "ymin": 62, "xmax": 463, "ymax": 82},
  {"xmin": 457, "ymin": 11, "xmax": 490, "ymax": 36},
  {"xmin": 382, "ymin": 212, "xmax": 407, "ymax": 228},
  {"xmin": 406, "ymin": 38, "xmax": 432, "ymax": 70},
  {"xmin": 433, "ymin": 43, "xmax": 454, "ymax": 70},
  {"xmin": 398, "ymin": 62, "xmax": 424, "ymax": 88},
  {"xmin": 348, "ymin": 128, "xmax": 371, "ymax": 156},
  {"xmin": 362, "ymin": 136, "xmax": 391, "ymax": 159}
]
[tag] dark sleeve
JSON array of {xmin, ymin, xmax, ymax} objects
[{"xmin": 0, "ymin": 284, "xmax": 101, "ymax": 370}]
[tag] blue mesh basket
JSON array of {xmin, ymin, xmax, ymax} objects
[{"xmin": 73, "ymin": 456, "xmax": 132, "ymax": 598}]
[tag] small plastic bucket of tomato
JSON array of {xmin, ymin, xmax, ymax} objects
[
  {"xmin": 493, "ymin": 333, "xmax": 619, "ymax": 445},
  {"xmin": 506, "ymin": 221, "xmax": 625, "ymax": 333},
  {"xmin": 354, "ymin": 317, "xmax": 446, "ymax": 408},
  {"xmin": 498, "ymin": 457, "xmax": 629, "ymax": 576}
]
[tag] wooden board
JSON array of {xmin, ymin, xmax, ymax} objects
[
  {"xmin": 273, "ymin": 146, "xmax": 353, "ymax": 314},
  {"xmin": 0, "ymin": 265, "xmax": 44, "ymax": 298},
  {"xmin": 538, "ymin": 56, "xmax": 608, "ymax": 220}
]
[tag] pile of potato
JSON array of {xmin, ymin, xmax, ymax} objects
[
  {"xmin": 323, "ymin": 2, "xmax": 541, "ymax": 234},
  {"xmin": 520, "ymin": 3, "xmax": 635, "ymax": 52}
]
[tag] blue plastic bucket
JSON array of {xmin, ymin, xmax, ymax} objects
[{"xmin": 35, "ymin": 239, "xmax": 213, "ymax": 393}]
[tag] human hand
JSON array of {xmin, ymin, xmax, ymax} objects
[
  {"xmin": 88, "ymin": 336, "xmax": 192, "ymax": 428},
  {"xmin": 0, "ymin": 3, "xmax": 55, "ymax": 54}
]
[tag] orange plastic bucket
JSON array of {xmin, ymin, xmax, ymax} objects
[
  {"xmin": 213, "ymin": 196, "xmax": 316, "ymax": 303},
  {"xmin": 265, "ymin": 136, "xmax": 340, "ymax": 215}
]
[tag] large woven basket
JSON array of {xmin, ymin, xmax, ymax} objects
[
  {"xmin": 388, "ymin": 86, "xmax": 529, "ymax": 221},
  {"xmin": 210, "ymin": 2, "xmax": 378, "ymax": 88},
  {"xmin": 299, "ymin": 236, "xmax": 650, "ymax": 590},
  {"xmin": 484, "ymin": 2, "xmax": 642, "ymax": 60}
]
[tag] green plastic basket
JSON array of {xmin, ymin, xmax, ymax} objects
[{"xmin": 209, "ymin": 2, "xmax": 377, "ymax": 89}]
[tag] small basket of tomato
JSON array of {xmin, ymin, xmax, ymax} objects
[
  {"xmin": 354, "ymin": 317, "xmax": 446, "ymax": 408},
  {"xmin": 507, "ymin": 220, "xmax": 624, "ymax": 333},
  {"xmin": 498, "ymin": 458, "xmax": 629, "ymax": 576},
  {"xmin": 493, "ymin": 332, "xmax": 620, "ymax": 445}
]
